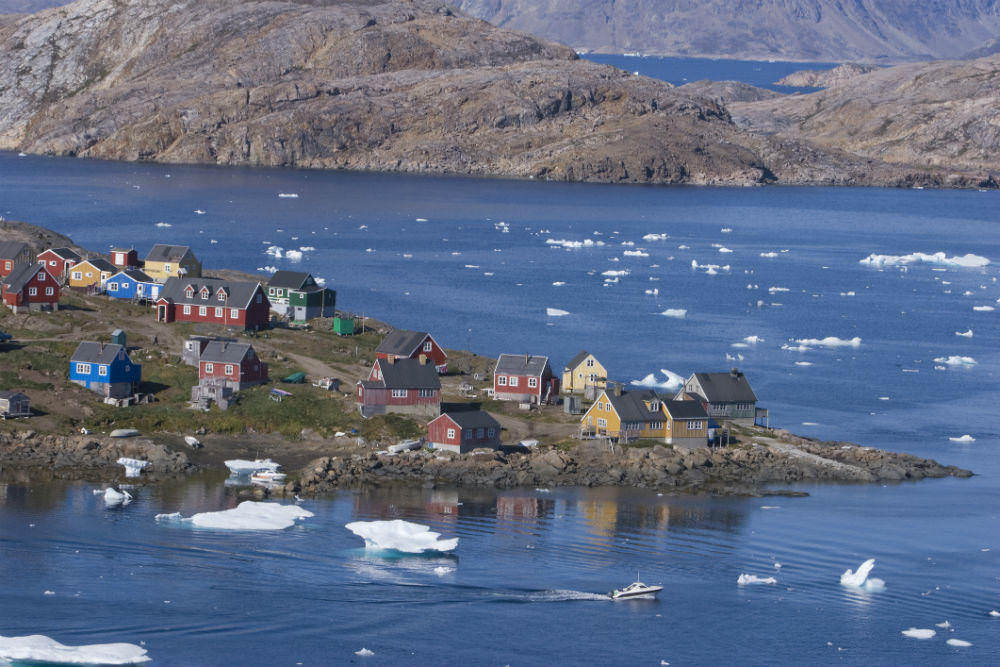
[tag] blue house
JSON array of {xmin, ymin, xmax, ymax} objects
[
  {"xmin": 70, "ymin": 340, "xmax": 142, "ymax": 399},
  {"xmin": 105, "ymin": 269, "xmax": 161, "ymax": 302}
]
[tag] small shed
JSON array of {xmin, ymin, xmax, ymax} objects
[
  {"xmin": 563, "ymin": 395, "xmax": 584, "ymax": 414},
  {"xmin": 333, "ymin": 317, "xmax": 355, "ymax": 336},
  {"xmin": 110, "ymin": 329, "xmax": 127, "ymax": 347},
  {"xmin": 0, "ymin": 390, "xmax": 30, "ymax": 418}
]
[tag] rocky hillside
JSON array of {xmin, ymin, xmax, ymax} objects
[
  {"xmin": 676, "ymin": 81, "xmax": 783, "ymax": 105},
  {"xmin": 453, "ymin": 0, "xmax": 1000, "ymax": 62},
  {"xmin": 775, "ymin": 63, "xmax": 881, "ymax": 88},
  {"xmin": 733, "ymin": 55, "xmax": 1000, "ymax": 173}
]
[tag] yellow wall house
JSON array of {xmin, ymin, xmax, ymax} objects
[
  {"xmin": 144, "ymin": 244, "xmax": 202, "ymax": 283},
  {"xmin": 582, "ymin": 387, "xmax": 710, "ymax": 450},
  {"xmin": 562, "ymin": 350, "xmax": 607, "ymax": 395},
  {"xmin": 69, "ymin": 258, "xmax": 118, "ymax": 289}
]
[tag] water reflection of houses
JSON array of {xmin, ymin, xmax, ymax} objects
[
  {"xmin": 495, "ymin": 494, "xmax": 555, "ymax": 521},
  {"xmin": 577, "ymin": 489, "xmax": 746, "ymax": 538}
]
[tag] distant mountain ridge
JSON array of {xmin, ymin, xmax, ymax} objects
[{"xmin": 453, "ymin": 0, "xmax": 1000, "ymax": 62}]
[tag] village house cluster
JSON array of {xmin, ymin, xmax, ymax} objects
[{"xmin": 0, "ymin": 238, "xmax": 766, "ymax": 450}]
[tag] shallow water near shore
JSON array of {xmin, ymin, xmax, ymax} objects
[{"xmin": 1, "ymin": 141, "xmax": 1000, "ymax": 664}]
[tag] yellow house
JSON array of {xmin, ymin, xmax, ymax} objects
[
  {"xmin": 68, "ymin": 258, "xmax": 117, "ymax": 289},
  {"xmin": 562, "ymin": 350, "xmax": 607, "ymax": 394},
  {"xmin": 581, "ymin": 387, "xmax": 710, "ymax": 449},
  {"xmin": 144, "ymin": 244, "xmax": 201, "ymax": 283}
]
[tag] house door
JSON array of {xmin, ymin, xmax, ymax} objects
[{"xmin": 157, "ymin": 304, "xmax": 166, "ymax": 321}]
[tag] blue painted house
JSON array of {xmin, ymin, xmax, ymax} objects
[
  {"xmin": 70, "ymin": 340, "xmax": 141, "ymax": 399},
  {"xmin": 105, "ymin": 269, "xmax": 161, "ymax": 302}
]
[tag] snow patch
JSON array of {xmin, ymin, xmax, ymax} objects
[
  {"xmin": 155, "ymin": 501, "xmax": 313, "ymax": 530},
  {"xmin": 0, "ymin": 635, "xmax": 150, "ymax": 664},
  {"xmin": 345, "ymin": 519, "xmax": 458, "ymax": 553}
]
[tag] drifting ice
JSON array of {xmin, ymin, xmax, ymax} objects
[
  {"xmin": 760, "ymin": 251, "xmax": 779, "ymax": 258},
  {"xmin": 546, "ymin": 238, "xmax": 605, "ymax": 249},
  {"xmin": 155, "ymin": 501, "xmax": 313, "ymax": 530},
  {"xmin": 794, "ymin": 336, "xmax": 862, "ymax": 348},
  {"xmin": 631, "ymin": 369, "xmax": 684, "ymax": 391},
  {"xmin": 934, "ymin": 356, "xmax": 977, "ymax": 366},
  {"xmin": 355, "ymin": 648, "xmax": 375, "ymax": 657},
  {"xmin": 949, "ymin": 434, "xmax": 976, "ymax": 443},
  {"xmin": 546, "ymin": 308, "xmax": 570, "ymax": 317},
  {"xmin": 737, "ymin": 574, "xmax": 776, "ymax": 585},
  {"xmin": 104, "ymin": 488, "xmax": 132, "ymax": 507},
  {"xmin": 840, "ymin": 558, "xmax": 885, "ymax": 591},
  {"xmin": 860, "ymin": 252, "xmax": 989, "ymax": 268},
  {"xmin": 345, "ymin": 519, "xmax": 458, "ymax": 553},
  {"xmin": 947, "ymin": 639, "xmax": 972, "ymax": 647},
  {"xmin": 642, "ymin": 233, "xmax": 669, "ymax": 241},
  {"xmin": 117, "ymin": 458, "xmax": 149, "ymax": 478},
  {"xmin": 0, "ymin": 634, "xmax": 150, "ymax": 664},
  {"xmin": 277, "ymin": 193, "xmax": 299, "ymax": 198},
  {"xmin": 285, "ymin": 250, "xmax": 303, "ymax": 261},
  {"xmin": 154, "ymin": 222, "xmax": 171, "ymax": 228},
  {"xmin": 623, "ymin": 250, "xmax": 649, "ymax": 257},
  {"xmin": 660, "ymin": 308, "xmax": 687, "ymax": 319},
  {"xmin": 973, "ymin": 305, "xmax": 995, "ymax": 311},
  {"xmin": 901, "ymin": 628, "xmax": 936, "ymax": 639},
  {"xmin": 955, "ymin": 329, "xmax": 974, "ymax": 337}
]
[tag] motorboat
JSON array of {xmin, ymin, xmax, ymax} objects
[
  {"xmin": 611, "ymin": 575, "xmax": 662, "ymax": 600},
  {"xmin": 387, "ymin": 439, "xmax": 422, "ymax": 454}
]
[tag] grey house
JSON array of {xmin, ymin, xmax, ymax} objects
[
  {"xmin": 0, "ymin": 390, "xmax": 30, "ymax": 418},
  {"xmin": 676, "ymin": 369, "xmax": 758, "ymax": 424}
]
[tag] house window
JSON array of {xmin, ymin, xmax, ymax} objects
[
  {"xmin": 183, "ymin": 305, "xmax": 191, "ymax": 315},
  {"xmin": 3, "ymin": 261, "xmax": 9, "ymax": 270},
  {"xmin": 447, "ymin": 428, "xmax": 456, "ymax": 439},
  {"xmin": 108, "ymin": 282, "xmax": 118, "ymax": 291},
  {"xmin": 185, "ymin": 287, "xmax": 194, "ymax": 298},
  {"xmin": 199, "ymin": 306, "xmax": 207, "ymax": 316},
  {"xmin": 650, "ymin": 421, "xmax": 663, "ymax": 430},
  {"xmin": 98, "ymin": 365, "xmax": 108, "ymax": 376},
  {"xmin": 488, "ymin": 428, "xmax": 496, "ymax": 437},
  {"xmin": 205, "ymin": 363, "xmax": 214, "ymax": 373},
  {"xmin": 392, "ymin": 389, "xmax": 408, "ymax": 398},
  {"xmin": 45, "ymin": 287, "xmax": 53, "ymax": 296},
  {"xmin": 418, "ymin": 389, "xmax": 435, "ymax": 398},
  {"xmin": 225, "ymin": 365, "xmax": 234, "ymax": 375},
  {"xmin": 509, "ymin": 376, "xmax": 519, "ymax": 387},
  {"xmin": 71, "ymin": 272, "xmax": 82, "ymax": 280},
  {"xmin": 123, "ymin": 282, "xmax": 130, "ymax": 289},
  {"xmin": 476, "ymin": 428, "xmax": 484, "ymax": 438},
  {"xmin": 688, "ymin": 421, "xmax": 703, "ymax": 430},
  {"xmin": 49, "ymin": 260, "xmax": 57, "ymax": 266},
  {"xmin": 423, "ymin": 341, "xmax": 432, "ymax": 352},
  {"xmin": 200, "ymin": 288, "xmax": 209, "ymax": 300},
  {"xmin": 165, "ymin": 264, "xmax": 173, "ymax": 274},
  {"xmin": 76, "ymin": 363, "xmax": 91, "ymax": 374},
  {"xmin": 256, "ymin": 293, "xmax": 262, "ymax": 303},
  {"xmin": 38, "ymin": 272, "xmax": 45, "ymax": 281},
  {"xmin": 215, "ymin": 307, "xmax": 223, "ymax": 318},
  {"xmin": 230, "ymin": 308, "xmax": 239, "ymax": 318},
  {"xmin": 589, "ymin": 374, "xmax": 597, "ymax": 382},
  {"xmin": 497, "ymin": 375, "xmax": 507, "ymax": 386},
  {"xmin": 28, "ymin": 287, "xmax": 37, "ymax": 296},
  {"xmin": 217, "ymin": 291, "xmax": 226, "ymax": 301},
  {"xmin": 528, "ymin": 377, "xmax": 538, "ymax": 388},
  {"xmin": 597, "ymin": 418, "xmax": 607, "ymax": 428},
  {"xmin": 586, "ymin": 358, "xmax": 594, "ymax": 367}
]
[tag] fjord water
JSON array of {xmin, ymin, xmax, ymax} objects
[{"xmin": 1, "ymin": 147, "xmax": 999, "ymax": 666}]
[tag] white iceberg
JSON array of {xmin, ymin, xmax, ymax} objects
[
  {"xmin": 156, "ymin": 501, "xmax": 313, "ymax": 530},
  {"xmin": 718, "ymin": 247, "xmax": 733, "ymax": 253},
  {"xmin": 116, "ymin": 458, "xmax": 149, "ymax": 478},
  {"xmin": 955, "ymin": 329, "xmax": 974, "ymax": 337},
  {"xmin": 299, "ymin": 245, "xmax": 316, "ymax": 252},
  {"xmin": 642, "ymin": 233, "xmax": 669, "ymax": 241},
  {"xmin": 0, "ymin": 634, "xmax": 150, "ymax": 664},
  {"xmin": 947, "ymin": 639, "xmax": 972, "ymax": 647},
  {"xmin": 552, "ymin": 281, "xmax": 566, "ymax": 286},
  {"xmin": 104, "ymin": 488, "xmax": 132, "ymax": 507},
  {"xmin": 277, "ymin": 192, "xmax": 299, "ymax": 198},
  {"xmin": 546, "ymin": 238, "xmax": 605, "ymax": 249},
  {"xmin": 949, "ymin": 434, "xmax": 976, "ymax": 443},
  {"xmin": 433, "ymin": 566, "xmax": 454, "ymax": 576},
  {"xmin": 285, "ymin": 249, "xmax": 303, "ymax": 261},
  {"xmin": 154, "ymin": 222, "xmax": 171, "ymax": 228},
  {"xmin": 794, "ymin": 361, "xmax": 813, "ymax": 366},
  {"xmin": 860, "ymin": 252, "xmax": 989, "ymax": 268},
  {"xmin": 265, "ymin": 245, "xmax": 283, "ymax": 258},
  {"xmin": 623, "ymin": 250, "xmax": 649, "ymax": 257},
  {"xmin": 759, "ymin": 251, "xmax": 779, "ymax": 258},
  {"xmin": 934, "ymin": 355, "xmax": 977, "ymax": 366},
  {"xmin": 840, "ymin": 558, "xmax": 885, "ymax": 591},
  {"xmin": 601, "ymin": 269, "xmax": 630, "ymax": 277},
  {"xmin": 768, "ymin": 286, "xmax": 790, "ymax": 294},
  {"xmin": 742, "ymin": 335, "xmax": 763, "ymax": 345},
  {"xmin": 901, "ymin": 628, "xmax": 936, "ymax": 639},
  {"xmin": 720, "ymin": 227, "xmax": 732, "ymax": 233},
  {"xmin": 345, "ymin": 519, "xmax": 458, "ymax": 553},
  {"xmin": 355, "ymin": 648, "xmax": 375, "ymax": 657},
  {"xmin": 737, "ymin": 574, "xmax": 776, "ymax": 585},
  {"xmin": 660, "ymin": 308, "xmax": 687, "ymax": 319},
  {"xmin": 795, "ymin": 336, "xmax": 862, "ymax": 348},
  {"xmin": 546, "ymin": 308, "xmax": 570, "ymax": 317},
  {"xmin": 973, "ymin": 305, "xmax": 995, "ymax": 311},
  {"xmin": 631, "ymin": 369, "xmax": 684, "ymax": 391}
]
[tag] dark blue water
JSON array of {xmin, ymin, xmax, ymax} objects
[
  {"xmin": 1, "ymin": 146, "xmax": 999, "ymax": 662},
  {"xmin": 582, "ymin": 53, "xmax": 832, "ymax": 93}
]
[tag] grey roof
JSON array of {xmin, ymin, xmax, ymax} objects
[
  {"xmin": 77, "ymin": 257, "xmax": 117, "ymax": 272},
  {"xmin": 374, "ymin": 358, "xmax": 440, "ymax": 390},
  {"xmin": 564, "ymin": 350, "xmax": 590, "ymax": 371},
  {"xmin": 158, "ymin": 277, "xmax": 263, "ymax": 309},
  {"xmin": 43, "ymin": 247, "xmax": 81, "ymax": 261},
  {"xmin": 441, "ymin": 410, "xmax": 500, "ymax": 430},
  {"xmin": 268, "ymin": 271, "xmax": 314, "ymax": 290},
  {"xmin": 663, "ymin": 399, "xmax": 709, "ymax": 420},
  {"xmin": 0, "ymin": 390, "xmax": 28, "ymax": 400},
  {"xmin": 605, "ymin": 389, "xmax": 665, "ymax": 424},
  {"xmin": 692, "ymin": 371, "xmax": 757, "ymax": 403},
  {"xmin": 0, "ymin": 241, "xmax": 28, "ymax": 259},
  {"xmin": 3, "ymin": 262, "xmax": 44, "ymax": 292},
  {"xmin": 376, "ymin": 329, "xmax": 432, "ymax": 357},
  {"xmin": 495, "ymin": 353, "xmax": 550, "ymax": 377},
  {"xmin": 71, "ymin": 342, "xmax": 127, "ymax": 364},
  {"xmin": 111, "ymin": 269, "xmax": 156, "ymax": 282},
  {"xmin": 145, "ymin": 244, "xmax": 193, "ymax": 262},
  {"xmin": 200, "ymin": 340, "xmax": 255, "ymax": 364}
]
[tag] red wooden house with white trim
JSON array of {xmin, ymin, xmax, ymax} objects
[
  {"xmin": 427, "ymin": 410, "xmax": 501, "ymax": 453},
  {"xmin": 1, "ymin": 262, "xmax": 60, "ymax": 312},
  {"xmin": 493, "ymin": 354, "xmax": 557, "ymax": 404},
  {"xmin": 357, "ymin": 356, "xmax": 441, "ymax": 418},
  {"xmin": 375, "ymin": 329, "xmax": 448, "ymax": 373},
  {"xmin": 37, "ymin": 247, "xmax": 82, "ymax": 280},
  {"xmin": 155, "ymin": 277, "xmax": 270, "ymax": 331},
  {"xmin": 0, "ymin": 242, "xmax": 31, "ymax": 277},
  {"xmin": 197, "ymin": 340, "xmax": 268, "ymax": 391}
]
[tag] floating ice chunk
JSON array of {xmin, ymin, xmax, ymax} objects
[
  {"xmin": 623, "ymin": 250, "xmax": 649, "ymax": 257},
  {"xmin": 947, "ymin": 639, "xmax": 972, "ymax": 647},
  {"xmin": 464, "ymin": 264, "xmax": 480, "ymax": 269},
  {"xmin": 935, "ymin": 621, "xmax": 951, "ymax": 628},
  {"xmin": 285, "ymin": 250, "xmax": 303, "ymax": 261},
  {"xmin": 860, "ymin": 252, "xmax": 989, "ymax": 268},
  {"xmin": 973, "ymin": 305, "xmax": 994, "ymax": 311},
  {"xmin": 795, "ymin": 336, "xmax": 862, "ymax": 348},
  {"xmin": 631, "ymin": 369, "xmax": 684, "ymax": 391},
  {"xmin": 731, "ymin": 343, "xmax": 749, "ymax": 349},
  {"xmin": 546, "ymin": 308, "xmax": 570, "ymax": 317},
  {"xmin": 154, "ymin": 222, "xmax": 171, "ymax": 228},
  {"xmin": 901, "ymin": 628, "xmax": 936, "ymax": 639},
  {"xmin": 355, "ymin": 648, "xmax": 374, "ymax": 657},
  {"xmin": 415, "ymin": 217, "xmax": 428, "ymax": 222},
  {"xmin": 0, "ymin": 634, "xmax": 150, "ymax": 664},
  {"xmin": 298, "ymin": 246, "xmax": 315, "ymax": 252},
  {"xmin": 433, "ymin": 566, "xmax": 454, "ymax": 576},
  {"xmin": 346, "ymin": 520, "xmax": 457, "ymax": 553},
  {"xmin": 277, "ymin": 193, "xmax": 299, "ymax": 198},
  {"xmin": 643, "ymin": 233, "xmax": 669, "ymax": 241},
  {"xmin": 933, "ymin": 355, "xmax": 977, "ymax": 366},
  {"xmin": 955, "ymin": 329, "xmax": 973, "ymax": 337},
  {"xmin": 737, "ymin": 574, "xmax": 776, "ymax": 585},
  {"xmin": 677, "ymin": 244, "xmax": 690, "ymax": 249},
  {"xmin": 759, "ymin": 251, "xmax": 779, "ymax": 258},
  {"xmin": 660, "ymin": 308, "xmax": 687, "ymax": 319},
  {"xmin": 840, "ymin": 558, "xmax": 884, "ymax": 590},
  {"xmin": 601, "ymin": 270, "xmax": 630, "ymax": 277},
  {"xmin": 194, "ymin": 209, "xmax": 205, "ymax": 215},
  {"xmin": 156, "ymin": 502, "xmax": 313, "ymax": 530},
  {"xmin": 743, "ymin": 335, "xmax": 763, "ymax": 345},
  {"xmin": 117, "ymin": 458, "xmax": 149, "ymax": 478},
  {"xmin": 840, "ymin": 291, "xmax": 856, "ymax": 296},
  {"xmin": 782, "ymin": 344, "xmax": 812, "ymax": 352},
  {"xmin": 720, "ymin": 227, "xmax": 732, "ymax": 233},
  {"xmin": 546, "ymin": 238, "xmax": 605, "ymax": 249},
  {"xmin": 104, "ymin": 488, "xmax": 132, "ymax": 507},
  {"xmin": 44, "ymin": 590, "xmax": 55, "ymax": 595},
  {"xmin": 948, "ymin": 434, "xmax": 976, "ymax": 443},
  {"xmin": 794, "ymin": 361, "xmax": 813, "ymax": 366},
  {"xmin": 265, "ymin": 245, "xmax": 283, "ymax": 258},
  {"xmin": 718, "ymin": 247, "xmax": 733, "ymax": 253},
  {"xmin": 552, "ymin": 281, "xmax": 566, "ymax": 286},
  {"xmin": 768, "ymin": 286, "xmax": 790, "ymax": 294},
  {"xmin": 990, "ymin": 610, "xmax": 1000, "ymax": 617},
  {"xmin": 878, "ymin": 396, "xmax": 890, "ymax": 401}
]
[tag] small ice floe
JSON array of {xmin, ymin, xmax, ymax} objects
[
  {"xmin": 860, "ymin": 252, "xmax": 989, "ymax": 269},
  {"xmin": 973, "ymin": 305, "xmax": 994, "ymax": 311},
  {"xmin": 900, "ymin": 628, "xmax": 936, "ymax": 639},
  {"xmin": 737, "ymin": 574, "xmax": 776, "ymax": 585},
  {"xmin": 948, "ymin": 434, "xmax": 976, "ymax": 443},
  {"xmin": 155, "ymin": 502, "xmax": 313, "ymax": 530},
  {"xmin": 552, "ymin": 281, "xmax": 566, "ymax": 286},
  {"xmin": 464, "ymin": 264, "xmax": 480, "ymax": 269},
  {"xmin": 989, "ymin": 609, "xmax": 1000, "ymax": 617},
  {"xmin": 947, "ymin": 639, "xmax": 972, "ymax": 647},
  {"xmin": 794, "ymin": 361, "xmax": 813, "ymax": 366},
  {"xmin": 933, "ymin": 355, "xmax": 977, "ymax": 366},
  {"xmin": 660, "ymin": 308, "xmax": 686, "ymax": 319},
  {"xmin": 0, "ymin": 634, "xmax": 150, "ymax": 665},
  {"xmin": 631, "ymin": 369, "xmax": 684, "ymax": 391},
  {"xmin": 795, "ymin": 336, "xmax": 862, "ymax": 348},
  {"xmin": 535, "ymin": 488, "xmax": 551, "ymax": 493},
  {"xmin": 345, "ymin": 519, "xmax": 458, "ymax": 553},
  {"xmin": 355, "ymin": 648, "xmax": 374, "ymax": 657},
  {"xmin": 731, "ymin": 343, "xmax": 749, "ymax": 349},
  {"xmin": 257, "ymin": 265, "xmax": 278, "ymax": 273},
  {"xmin": 154, "ymin": 222, "xmax": 171, "ymax": 228},
  {"xmin": 720, "ymin": 227, "xmax": 732, "ymax": 233},
  {"xmin": 718, "ymin": 247, "xmax": 733, "ymax": 253},
  {"xmin": 955, "ymin": 329, "xmax": 974, "ymax": 337},
  {"xmin": 209, "ymin": 239, "xmax": 218, "ymax": 244},
  {"xmin": 17, "ymin": 152, "xmax": 27, "ymax": 157},
  {"xmin": 623, "ymin": 250, "xmax": 649, "ymax": 257},
  {"xmin": 546, "ymin": 238, "xmax": 605, "ymax": 249},
  {"xmin": 644, "ymin": 288, "xmax": 659, "ymax": 296},
  {"xmin": 117, "ymin": 457, "xmax": 149, "ymax": 478},
  {"xmin": 643, "ymin": 233, "xmax": 669, "ymax": 241},
  {"xmin": 546, "ymin": 308, "xmax": 570, "ymax": 317},
  {"xmin": 277, "ymin": 193, "xmax": 299, "ymax": 198},
  {"xmin": 840, "ymin": 558, "xmax": 885, "ymax": 591},
  {"xmin": 782, "ymin": 344, "xmax": 812, "ymax": 352},
  {"xmin": 415, "ymin": 217, "xmax": 428, "ymax": 222},
  {"xmin": 285, "ymin": 250, "xmax": 303, "ymax": 261},
  {"xmin": 44, "ymin": 590, "xmax": 55, "ymax": 596},
  {"xmin": 801, "ymin": 422, "xmax": 819, "ymax": 426},
  {"xmin": 433, "ymin": 566, "xmax": 454, "ymax": 576},
  {"xmin": 677, "ymin": 244, "xmax": 690, "ymax": 249},
  {"xmin": 265, "ymin": 245, "xmax": 283, "ymax": 258},
  {"xmin": 194, "ymin": 209, "xmax": 205, "ymax": 215},
  {"xmin": 935, "ymin": 621, "xmax": 951, "ymax": 628},
  {"xmin": 299, "ymin": 246, "xmax": 315, "ymax": 252},
  {"xmin": 104, "ymin": 487, "xmax": 132, "ymax": 507},
  {"xmin": 742, "ymin": 335, "xmax": 763, "ymax": 345},
  {"xmin": 768, "ymin": 286, "xmax": 790, "ymax": 294},
  {"xmin": 602, "ymin": 269, "xmax": 630, "ymax": 277},
  {"xmin": 840, "ymin": 291, "xmax": 856, "ymax": 296},
  {"xmin": 760, "ymin": 251, "xmax": 779, "ymax": 258}
]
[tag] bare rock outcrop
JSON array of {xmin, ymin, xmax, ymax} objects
[{"xmin": 775, "ymin": 63, "xmax": 881, "ymax": 88}]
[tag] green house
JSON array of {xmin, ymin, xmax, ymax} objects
[
  {"xmin": 332, "ymin": 316, "xmax": 356, "ymax": 336},
  {"xmin": 266, "ymin": 271, "xmax": 336, "ymax": 322}
]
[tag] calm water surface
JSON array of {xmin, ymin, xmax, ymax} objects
[{"xmin": 1, "ymin": 86, "xmax": 999, "ymax": 666}]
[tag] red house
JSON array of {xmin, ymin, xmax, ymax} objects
[
  {"xmin": 109, "ymin": 247, "xmax": 141, "ymax": 270},
  {"xmin": 198, "ymin": 340, "xmax": 268, "ymax": 391},
  {"xmin": 427, "ymin": 410, "xmax": 501, "ymax": 453},
  {"xmin": 493, "ymin": 354, "xmax": 557, "ymax": 404},
  {"xmin": 1, "ymin": 262, "xmax": 60, "ymax": 312},
  {"xmin": 357, "ymin": 356, "xmax": 441, "ymax": 418},
  {"xmin": 375, "ymin": 329, "xmax": 448, "ymax": 373},
  {"xmin": 37, "ymin": 247, "xmax": 82, "ymax": 280},
  {"xmin": 155, "ymin": 277, "xmax": 270, "ymax": 331},
  {"xmin": 0, "ymin": 242, "xmax": 31, "ymax": 277}
]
